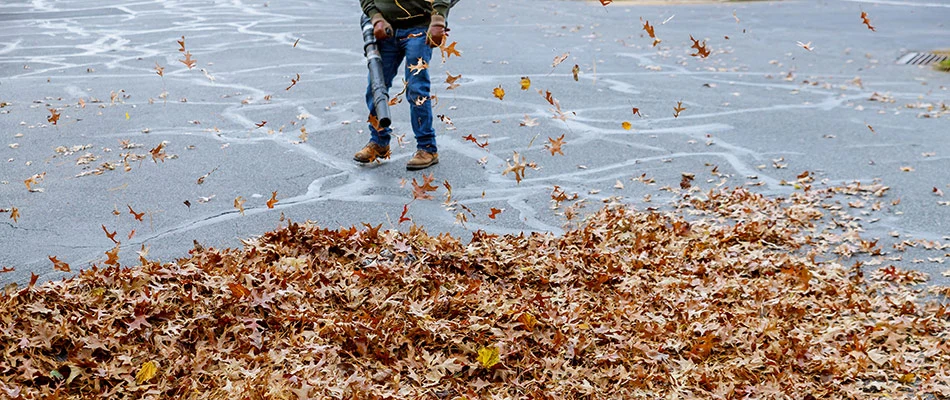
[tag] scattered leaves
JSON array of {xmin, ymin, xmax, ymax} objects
[
  {"xmin": 861, "ymin": 11, "xmax": 876, "ymax": 31},
  {"xmin": 492, "ymin": 85, "xmax": 505, "ymax": 100},
  {"xmin": 234, "ymin": 196, "xmax": 246, "ymax": 215},
  {"xmin": 266, "ymin": 191, "xmax": 279, "ymax": 209}
]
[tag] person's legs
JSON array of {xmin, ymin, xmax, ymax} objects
[
  {"xmin": 401, "ymin": 27, "xmax": 437, "ymax": 154},
  {"xmin": 364, "ymin": 35, "xmax": 403, "ymax": 147}
]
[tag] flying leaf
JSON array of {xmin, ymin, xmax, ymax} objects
[
  {"xmin": 177, "ymin": 36, "xmax": 186, "ymax": 52},
  {"xmin": 673, "ymin": 101, "xmax": 686, "ymax": 118},
  {"xmin": 488, "ymin": 208, "xmax": 503, "ymax": 219},
  {"xmin": 409, "ymin": 58, "xmax": 429, "ymax": 76},
  {"xmin": 102, "ymin": 225, "xmax": 118, "ymax": 244},
  {"xmin": 520, "ymin": 76, "xmax": 531, "ymax": 90},
  {"xmin": 179, "ymin": 51, "xmax": 197, "ymax": 69},
  {"xmin": 149, "ymin": 142, "xmax": 167, "ymax": 163},
  {"xmin": 24, "ymin": 172, "xmax": 46, "ymax": 192},
  {"xmin": 689, "ymin": 35, "xmax": 711, "ymax": 58},
  {"xmin": 861, "ymin": 11, "xmax": 876, "ymax": 31},
  {"xmin": 545, "ymin": 134, "xmax": 565, "ymax": 156},
  {"xmin": 440, "ymin": 41, "xmax": 461, "ymax": 61},
  {"xmin": 642, "ymin": 19, "xmax": 661, "ymax": 47},
  {"xmin": 622, "ymin": 121, "xmax": 632, "ymax": 130},
  {"xmin": 572, "ymin": 64, "xmax": 580, "ymax": 81},
  {"xmin": 866, "ymin": 124, "xmax": 876, "ymax": 134},
  {"xmin": 293, "ymin": 38, "xmax": 300, "ymax": 47},
  {"xmin": 234, "ymin": 196, "xmax": 246, "ymax": 215},
  {"xmin": 286, "ymin": 73, "xmax": 301, "ymax": 91},
  {"xmin": 398, "ymin": 203, "xmax": 411, "ymax": 224},
  {"xmin": 493, "ymin": 85, "xmax": 505, "ymax": 100},
  {"xmin": 48, "ymin": 108, "xmax": 61, "ymax": 125},
  {"xmin": 502, "ymin": 151, "xmax": 529, "ymax": 183},
  {"xmin": 520, "ymin": 115, "xmax": 539, "ymax": 127},
  {"xmin": 414, "ymin": 96, "xmax": 428, "ymax": 106},
  {"xmin": 445, "ymin": 72, "xmax": 462, "ymax": 90},
  {"xmin": 154, "ymin": 63, "xmax": 164, "ymax": 77},
  {"xmin": 128, "ymin": 205, "xmax": 145, "ymax": 221},
  {"xmin": 135, "ymin": 361, "xmax": 158, "ymax": 385},
  {"xmin": 599, "ymin": 0, "xmax": 613, "ymax": 5},
  {"xmin": 266, "ymin": 191, "xmax": 278, "ymax": 209},
  {"xmin": 476, "ymin": 346, "xmax": 500, "ymax": 369},
  {"xmin": 411, "ymin": 173, "xmax": 439, "ymax": 200},
  {"xmin": 552, "ymin": 52, "xmax": 570, "ymax": 69},
  {"xmin": 48, "ymin": 255, "xmax": 70, "ymax": 272},
  {"xmin": 632, "ymin": 107, "xmax": 642, "ymax": 117},
  {"xmin": 796, "ymin": 41, "xmax": 814, "ymax": 52},
  {"xmin": 255, "ymin": 120, "xmax": 267, "ymax": 128},
  {"xmin": 9, "ymin": 207, "xmax": 19, "ymax": 223},
  {"xmin": 368, "ymin": 114, "xmax": 381, "ymax": 131},
  {"xmin": 197, "ymin": 167, "xmax": 217, "ymax": 184},
  {"xmin": 614, "ymin": 179, "xmax": 625, "ymax": 190},
  {"xmin": 105, "ymin": 245, "xmax": 120, "ymax": 266}
]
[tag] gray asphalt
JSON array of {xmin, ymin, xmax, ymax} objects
[{"xmin": 1, "ymin": 0, "xmax": 948, "ymax": 286}]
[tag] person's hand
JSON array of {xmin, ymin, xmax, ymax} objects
[
  {"xmin": 371, "ymin": 13, "xmax": 392, "ymax": 40},
  {"xmin": 426, "ymin": 14, "xmax": 446, "ymax": 47}
]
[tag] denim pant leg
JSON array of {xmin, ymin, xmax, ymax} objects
[
  {"xmin": 401, "ymin": 28, "xmax": 437, "ymax": 153},
  {"xmin": 365, "ymin": 36, "xmax": 403, "ymax": 147}
]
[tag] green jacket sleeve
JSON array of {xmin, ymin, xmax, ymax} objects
[
  {"xmin": 360, "ymin": 0, "xmax": 380, "ymax": 18},
  {"xmin": 433, "ymin": 0, "xmax": 451, "ymax": 17}
]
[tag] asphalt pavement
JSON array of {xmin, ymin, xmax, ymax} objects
[{"xmin": 1, "ymin": 0, "xmax": 948, "ymax": 286}]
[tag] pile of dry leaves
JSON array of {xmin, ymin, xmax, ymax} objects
[{"xmin": 2, "ymin": 186, "xmax": 949, "ymax": 399}]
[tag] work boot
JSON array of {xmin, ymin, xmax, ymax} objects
[
  {"xmin": 353, "ymin": 142, "xmax": 391, "ymax": 163},
  {"xmin": 406, "ymin": 150, "xmax": 439, "ymax": 171}
]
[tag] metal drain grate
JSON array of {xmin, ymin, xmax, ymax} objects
[{"xmin": 897, "ymin": 52, "xmax": 949, "ymax": 66}]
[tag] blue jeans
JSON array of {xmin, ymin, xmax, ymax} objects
[{"xmin": 365, "ymin": 26, "xmax": 437, "ymax": 153}]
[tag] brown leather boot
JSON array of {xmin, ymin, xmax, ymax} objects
[
  {"xmin": 353, "ymin": 142, "xmax": 391, "ymax": 163},
  {"xmin": 406, "ymin": 150, "xmax": 439, "ymax": 171}
]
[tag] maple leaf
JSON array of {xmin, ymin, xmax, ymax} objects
[
  {"xmin": 552, "ymin": 52, "xmax": 570, "ymax": 69},
  {"xmin": 49, "ymin": 256, "xmax": 70, "ymax": 272},
  {"xmin": 572, "ymin": 64, "xmax": 580, "ymax": 81},
  {"xmin": 9, "ymin": 207, "xmax": 19, "ymax": 223},
  {"xmin": 154, "ymin": 63, "xmax": 164, "ymax": 77},
  {"xmin": 266, "ymin": 191, "xmax": 278, "ymax": 209},
  {"xmin": 128, "ymin": 205, "xmax": 145, "ymax": 221},
  {"xmin": 102, "ymin": 225, "xmax": 119, "ymax": 244},
  {"xmin": 520, "ymin": 115, "xmax": 539, "ymax": 127},
  {"xmin": 179, "ymin": 51, "xmax": 197, "ymax": 69},
  {"xmin": 488, "ymin": 208, "xmax": 503, "ymax": 219},
  {"xmin": 689, "ymin": 35, "xmax": 711, "ymax": 58},
  {"xmin": 502, "ymin": 151, "xmax": 529, "ymax": 184},
  {"xmin": 47, "ymin": 108, "xmax": 60, "ymax": 125},
  {"xmin": 398, "ymin": 203, "xmax": 411, "ymax": 224},
  {"xmin": 409, "ymin": 58, "xmax": 428, "ymax": 75},
  {"xmin": 673, "ymin": 101, "xmax": 686, "ymax": 118},
  {"xmin": 234, "ymin": 196, "xmax": 246, "ymax": 215},
  {"xmin": 493, "ymin": 85, "xmax": 505, "ymax": 100},
  {"xmin": 135, "ymin": 361, "xmax": 158, "ymax": 385},
  {"xmin": 104, "ymin": 245, "xmax": 120, "ymax": 266},
  {"xmin": 520, "ymin": 76, "xmax": 532, "ymax": 91},
  {"xmin": 642, "ymin": 19, "xmax": 661, "ymax": 47},
  {"xmin": 149, "ymin": 142, "xmax": 167, "ymax": 163},
  {"xmin": 411, "ymin": 173, "xmax": 439, "ymax": 200},
  {"xmin": 861, "ymin": 11, "xmax": 876, "ymax": 31},
  {"xmin": 177, "ymin": 36, "xmax": 186, "ymax": 52},
  {"xmin": 546, "ymin": 134, "xmax": 566, "ymax": 156},
  {"xmin": 477, "ymin": 346, "xmax": 500, "ymax": 369},
  {"xmin": 286, "ymin": 73, "xmax": 301, "ymax": 91},
  {"xmin": 445, "ymin": 72, "xmax": 462, "ymax": 89}
]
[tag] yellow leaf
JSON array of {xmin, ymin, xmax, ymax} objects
[
  {"xmin": 125, "ymin": 112, "xmax": 130, "ymax": 120},
  {"xmin": 135, "ymin": 361, "xmax": 158, "ymax": 384},
  {"xmin": 493, "ymin": 85, "xmax": 505, "ymax": 100},
  {"xmin": 518, "ymin": 312, "xmax": 538, "ymax": 331},
  {"xmin": 476, "ymin": 346, "xmax": 500, "ymax": 369},
  {"xmin": 898, "ymin": 372, "xmax": 915, "ymax": 384},
  {"xmin": 622, "ymin": 121, "xmax": 632, "ymax": 130},
  {"xmin": 520, "ymin": 76, "xmax": 531, "ymax": 90}
]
